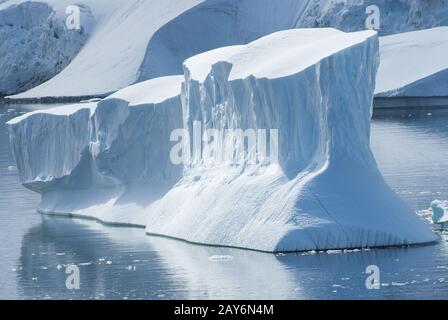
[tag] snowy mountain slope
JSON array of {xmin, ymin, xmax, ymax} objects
[
  {"xmin": 138, "ymin": 0, "xmax": 313, "ymax": 80},
  {"xmin": 8, "ymin": 0, "xmax": 313, "ymax": 99},
  {"xmin": 8, "ymin": 29, "xmax": 436, "ymax": 252},
  {"xmin": 376, "ymin": 27, "xmax": 448, "ymax": 97},
  {"xmin": 6, "ymin": 0, "xmax": 203, "ymax": 99},
  {"xmin": 5, "ymin": 0, "xmax": 448, "ymax": 99}
]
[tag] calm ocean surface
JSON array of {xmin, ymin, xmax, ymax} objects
[{"xmin": 0, "ymin": 104, "xmax": 447, "ymax": 300}]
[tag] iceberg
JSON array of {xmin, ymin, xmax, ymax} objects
[
  {"xmin": 431, "ymin": 200, "xmax": 448, "ymax": 228},
  {"xmin": 8, "ymin": 29, "xmax": 437, "ymax": 252},
  {"xmin": 376, "ymin": 27, "xmax": 448, "ymax": 99}
]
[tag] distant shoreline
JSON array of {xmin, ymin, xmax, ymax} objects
[
  {"xmin": 374, "ymin": 96, "xmax": 448, "ymax": 109},
  {"xmin": 0, "ymin": 94, "xmax": 110, "ymax": 105},
  {"xmin": 3, "ymin": 95, "xmax": 448, "ymax": 110}
]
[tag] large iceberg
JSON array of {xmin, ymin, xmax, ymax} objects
[{"xmin": 8, "ymin": 29, "xmax": 437, "ymax": 252}]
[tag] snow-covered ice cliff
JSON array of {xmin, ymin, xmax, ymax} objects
[
  {"xmin": 0, "ymin": 1, "xmax": 90, "ymax": 95},
  {"xmin": 8, "ymin": 29, "xmax": 437, "ymax": 252}
]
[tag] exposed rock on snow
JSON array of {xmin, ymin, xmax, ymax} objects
[
  {"xmin": 8, "ymin": 29, "xmax": 437, "ymax": 252},
  {"xmin": 376, "ymin": 27, "xmax": 448, "ymax": 98},
  {"xmin": 0, "ymin": 1, "xmax": 91, "ymax": 95}
]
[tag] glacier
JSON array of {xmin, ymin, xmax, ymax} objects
[
  {"xmin": 0, "ymin": 1, "xmax": 91, "ymax": 95},
  {"xmin": 376, "ymin": 27, "xmax": 448, "ymax": 98},
  {"xmin": 3, "ymin": 0, "xmax": 448, "ymax": 100},
  {"xmin": 8, "ymin": 28, "xmax": 437, "ymax": 252}
]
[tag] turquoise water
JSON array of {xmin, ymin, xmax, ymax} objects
[{"xmin": 0, "ymin": 104, "xmax": 447, "ymax": 300}]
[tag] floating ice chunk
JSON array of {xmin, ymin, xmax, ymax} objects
[
  {"xmin": 431, "ymin": 200, "xmax": 448, "ymax": 227},
  {"xmin": 7, "ymin": 166, "xmax": 17, "ymax": 172},
  {"xmin": 208, "ymin": 255, "xmax": 234, "ymax": 262},
  {"xmin": 7, "ymin": 29, "xmax": 437, "ymax": 252}
]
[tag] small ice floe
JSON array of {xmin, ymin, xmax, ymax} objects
[
  {"xmin": 7, "ymin": 166, "xmax": 17, "ymax": 172},
  {"xmin": 430, "ymin": 200, "xmax": 448, "ymax": 228},
  {"xmin": 126, "ymin": 265, "xmax": 137, "ymax": 272},
  {"xmin": 56, "ymin": 253, "xmax": 66, "ymax": 256},
  {"xmin": 276, "ymin": 253, "xmax": 287, "ymax": 257},
  {"xmin": 79, "ymin": 262, "xmax": 93, "ymax": 266},
  {"xmin": 208, "ymin": 255, "xmax": 234, "ymax": 262},
  {"xmin": 327, "ymin": 250, "xmax": 343, "ymax": 255},
  {"xmin": 301, "ymin": 250, "xmax": 317, "ymax": 256},
  {"xmin": 32, "ymin": 277, "xmax": 38, "ymax": 281},
  {"xmin": 40, "ymin": 266, "xmax": 48, "ymax": 270},
  {"xmin": 7, "ymin": 109, "xmax": 16, "ymax": 113},
  {"xmin": 105, "ymin": 260, "xmax": 113, "ymax": 265},
  {"xmin": 56, "ymin": 264, "xmax": 63, "ymax": 270},
  {"xmin": 391, "ymin": 282, "xmax": 408, "ymax": 286}
]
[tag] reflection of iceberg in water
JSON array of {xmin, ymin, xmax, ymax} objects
[
  {"xmin": 17, "ymin": 216, "xmax": 300, "ymax": 299},
  {"xmin": 17, "ymin": 216, "xmax": 448, "ymax": 299}
]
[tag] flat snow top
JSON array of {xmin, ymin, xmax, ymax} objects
[
  {"xmin": 107, "ymin": 75, "xmax": 184, "ymax": 106},
  {"xmin": 184, "ymin": 28, "xmax": 377, "ymax": 82},
  {"xmin": 7, "ymin": 103, "xmax": 96, "ymax": 125},
  {"xmin": 376, "ymin": 27, "xmax": 448, "ymax": 94}
]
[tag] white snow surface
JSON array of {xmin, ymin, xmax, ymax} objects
[
  {"xmin": 8, "ymin": 29, "xmax": 437, "ymax": 252},
  {"xmin": 376, "ymin": 27, "xmax": 448, "ymax": 97}
]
